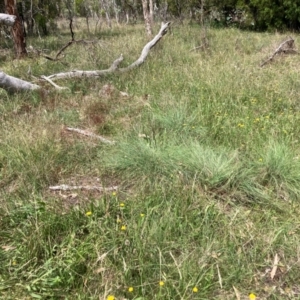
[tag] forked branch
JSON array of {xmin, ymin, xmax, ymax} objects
[
  {"xmin": 0, "ymin": 22, "xmax": 171, "ymax": 93},
  {"xmin": 44, "ymin": 22, "xmax": 171, "ymax": 81}
]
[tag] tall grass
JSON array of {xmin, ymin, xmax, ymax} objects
[{"xmin": 1, "ymin": 20, "xmax": 300, "ymax": 299}]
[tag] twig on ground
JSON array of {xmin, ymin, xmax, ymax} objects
[
  {"xmin": 66, "ymin": 127, "xmax": 115, "ymax": 145},
  {"xmin": 190, "ymin": 45, "xmax": 205, "ymax": 51},
  {"xmin": 49, "ymin": 184, "xmax": 118, "ymax": 192}
]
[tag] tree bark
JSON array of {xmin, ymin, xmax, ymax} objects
[{"xmin": 5, "ymin": 0, "xmax": 27, "ymax": 58}]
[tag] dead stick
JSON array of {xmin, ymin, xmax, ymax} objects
[
  {"xmin": 66, "ymin": 127, "xmax": 115, "ymax": 144},
  {"xmin": 49, "ymin": 184, "xmax": 118, "ymax": 192}
]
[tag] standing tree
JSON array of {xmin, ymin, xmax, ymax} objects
[
  {"xmin": 5, "ymin": 0, "xmax": 27, "ymax": 58},
  {"xmin": 142, "ymin": 0, "xmax": 154, "ymax": 36}
]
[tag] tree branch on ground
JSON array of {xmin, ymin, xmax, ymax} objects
[
  {"xmin": 0, "ymin": 22, "xmax": 171, "ymax": 93},
  {"xmin": 40, "ymin": 76, "xmax": 69, "ymax": 90},
  {"xmin": 0, "ymin": 71, "xmax": 40, "ymax": 92},
  {"xmin": 44, "ymin": 21, "xmax": 171, "ymax": 81},
  {"xmin": 261, "ymin": 37, "xmax": 298, "ymax": 67},
  {"xmin": 49, "ymin": 184, "xmax": 118, "ymax": 192},
  {"xmin": 66, "ymin": 127, "xmax": 116, "ymax": 144}
]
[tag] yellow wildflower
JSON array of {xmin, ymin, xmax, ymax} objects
[
  {"xmin": 140, "ymin": 213, "xmax": 145, "ymax": 217},
  {"xmin": 192, "ymin": 287, "xmax": 198, "ymax": 293},
  {"xmin": 249, "ymin": 293, "xmax": 256, "ymax": 300},
  {"xmin": 106, "ymin": 295, "xmax": 115, "ymax": 300},
  {"xmin": 85, "ymin": 211, "xmax": 92, "ymax": 216},
  {"xmin": 112, "ymin": 192, "xmax": 117, "ymax": 196},
  {"xmin": 120, "ymin": 203, "xmax": 125, "ymax": 207},
  {"xmin": 159, "ymin": 281, "xmax": 164, "ymax": 286},
  {"xmin": 121, "ymin": 225, "xmax": 127, "ymax": 231},
  {"xmin": 128, "ymin": 287, "xmax": 134, "ymax": 292}
]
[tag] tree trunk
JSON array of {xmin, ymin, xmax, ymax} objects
[
  {"xmin": 5, "ymin": 0, "xmax": 27, "ymax": 58},
  {"xmin": 142, "ymin": 0, "xmax": 153, "ymax": 37}
]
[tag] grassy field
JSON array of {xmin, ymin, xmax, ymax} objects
[{"xmin": 1, "ymin": 20, "xmax": 300, "ymax": 299}]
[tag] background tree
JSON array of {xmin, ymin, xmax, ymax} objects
[
  {"xmin": 5, "ymin": 0, "xmax": 27, "ymax": 57},
  {"xmin": 142, "ymin": 0, "xmax": 153, "ymax": 36}
]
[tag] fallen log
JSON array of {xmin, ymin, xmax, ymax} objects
[
  {"xmin": 0, "ymin": 71, "xmax": 40, "ymax": 92},
  {"xmin": 0, "ymin": 22, "xmax": 171, "ymax": 93},
  {"xmin": 44, "ymin": 22, "xmax": 171, "ymax": 81},
  {"xmin": 0, "ymin": 13, "xmax": 16, "ymax": 26}
]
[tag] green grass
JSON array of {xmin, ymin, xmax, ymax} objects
[{"xmin": 1, "ymin": 20, "xmax": 300, "ymax": 299}]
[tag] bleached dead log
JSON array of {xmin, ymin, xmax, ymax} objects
[
  {"xmin": 0, "ymin": 13, "xmax": 16, "ymax": 26},
  {"xmin": 45, "ymin": 55, "xmax": 124, "ymax": 80},
  {"xmin": 49, "ymin": 184, "xmax": 118, "ymax": 192},
  {"xmin": 0, "ymin": 22, "xmax": 171, "ymax": 93},
  {"xmin": 44, "ymin": 22, "xmax": 171, "ymax": 81},
  {"xmin": 0, "ymin": 71, "xmax": 40, "ymax": 92},
  {"xmin": 261, "ymin": 37, "xmax": 298, "ymax": 67},
  {"xmin": 66, "ymin": 127, "xmax": 115, "ymax": 144}
]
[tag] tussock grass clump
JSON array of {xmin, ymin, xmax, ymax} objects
[{"xmin": 1, "ymin": 21, "xmax": 300, "ymax": 299}]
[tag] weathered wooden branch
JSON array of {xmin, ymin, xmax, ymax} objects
[
  {"xmin": 66, "ymin": 127, "xmax": 115, "ymax": 144},
  {"xmin": 0, "ymin": 71, "xmax": 40, "ymax": 92},
  {"xmin": 0, "ymin": 22, "xmax": 171, "ymax": 93},
  {"xmin": 0, "ymin": 13, "xmax": 16, "ymax": 26},
  {"xmin": 49, "ymin": 184, "xmax": 118, "ymax": 192},
  {"xmin": 44, "ymin": 21, "xmax": 171, "ymax": 81},
  {"xmin": 261, "ymin": 37, "xmax": 298, "ymax": 67},
  {"xmin": 40, "ymin": 75, "xmax": 69, "ymax": 90}
]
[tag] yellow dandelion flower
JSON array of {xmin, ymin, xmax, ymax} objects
[
  {"xmin": 121, "ymin": 225, "xmax": 127, "ymax": 231},
  {"xmin": 106, "ymin": 295, "xmax": 115, "ymax": 300},
  {"xmin": 159, "ymin": 281, "xmax": 164, "ymax": 286},
  {"xmin": 85, "ymin": 211, "xmax": 92, "ymax": 216},
  {"xmin": 192, "ymin": 287, "xmax": 198, "ymax": 293},
  {"xmin": 112, "ymin": 192, "xmax": 117, "ymax": 196},
  {"xmin": 128, "ymin": 287, "xmax": 134, "ymax": 292},
  {"xmin": 120, "ymin": 203, "xmax": 125, "ymax": 207},
  {"xmin": 249, "ymin": 293, "xmax": 256, "ymax": 300},
  {"xmin": 140, "ymin": 213, "xmax": 145, "ymax": 217}
]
